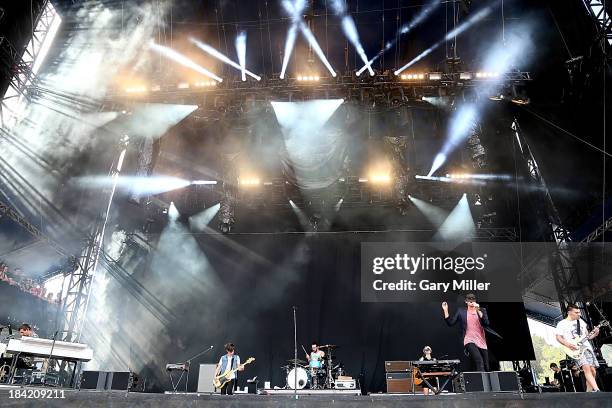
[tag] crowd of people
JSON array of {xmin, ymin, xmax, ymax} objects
[{"xmin": 0, "ymin": 262, "xmax": 60, "ymax": 305}]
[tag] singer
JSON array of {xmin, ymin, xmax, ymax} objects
[{"xmin": 442, "ymin": 293, "xmax": 493, "ymax": 371}]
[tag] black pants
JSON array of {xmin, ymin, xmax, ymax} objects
[
  {"xmin": 465, "ymin": 342, "xmax": 489, "ymax": 372},
  {"xmin": 220, "ymin": 379, "xmax": 235, "ymax": 395}
]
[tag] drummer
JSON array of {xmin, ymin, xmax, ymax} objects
[{"xmin": 305, "ymin": 341, "xmax": 325, "ymax": 369}]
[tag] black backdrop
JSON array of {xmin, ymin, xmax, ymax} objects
[{"xmin": 116, "ymin": 230, "xmax": 534, "ymax": 393}]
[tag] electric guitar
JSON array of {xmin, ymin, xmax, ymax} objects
[
  {"xmin": 560, "ymin": 320, "xmax": 609, "ymax": 359},
  {"xmin": 213, "ymin": 357, "xmax": 255, "ymax": 389}
]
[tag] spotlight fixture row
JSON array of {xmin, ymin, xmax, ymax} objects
[{"xmin": 297, "ymin": 75, "xmax": 320, "ymax": 82}]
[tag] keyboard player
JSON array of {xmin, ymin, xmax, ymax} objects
[{"xmin": 418, "ymin": 346, "xmax": 437, "ymax": 395}]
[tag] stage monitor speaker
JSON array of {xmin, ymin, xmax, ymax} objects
[
  {"xmin": 386, "ymin": 372, "xmax": 414, "ymax": 393},
  {"xmin": 80, "ymin": 371, "xmax": 109, "ymax": 390},
  {"xmin": 461, "ymin": 371, "xmax": 491, "ymax": 392},
  {"xmin": 461, "ymin": 371, "xmax": 521, "ymax": 393},
  {"xmin": 197, "ymin": 364, "xmax": 217, "ymax": 393},
  {"xmin": 489, "ymin": 371, "xmax": 521, "ymax": 392}
]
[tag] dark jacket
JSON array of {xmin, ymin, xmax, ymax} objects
[{"xmin": 445, "ymin": 306, "xmax": 502, "ymax": 340}]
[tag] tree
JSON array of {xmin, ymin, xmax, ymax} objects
[{"xmin": 530, "ymin": 335, "xmax": 566, "ymax": 384}]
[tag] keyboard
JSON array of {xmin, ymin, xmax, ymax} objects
[
  {"xmin": 411, "ymin": 359, "xmax": 460, "ymax": 366},
  {"xmin": 6, "ymin": 337, "xmax": 93, "ymax": 362}
]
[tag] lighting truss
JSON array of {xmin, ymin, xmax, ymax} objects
[
  {"xmin": 582, "ymin": 0, "xmax": 612, "ymax": 48},
  {"xmin": 0, "ymin": 1, "xmax": 61, "ymax": 128}
]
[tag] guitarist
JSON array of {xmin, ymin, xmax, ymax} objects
[
  {"xmin": 215, "ymin": 343, "xmax": 244, "ymax": 395},
  {"xmin": 555, "ymin": 304, "xmax": 600, "ymax": 392}
]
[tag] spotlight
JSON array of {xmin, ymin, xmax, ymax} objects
[
  {"xmin": 428, "ymin": 72, "xmax": 442, "ymax": 81},
  {"xmin": 125, "ymin": 86, "xmax": 147, "ymax": 93},
  {"xmin": 191, "ymin": 180, "xmax": 218, "ymax": 185},
  {"xmin": 369, "ymin": 174, "xmax": 392, "ymax": 184},
  {"xmin": 177, "ymin": 82, "xmax": 190, "ymax": 89},
  {"xmin": 296, "ymin": 74, "xmax": 320, "ymax": 82},
  {"xmin": 168, "ymin": 202, "xmax": 179, "ymax": 221},
  {"xmin": 151, "ymin": 84, "xmax": 162, "ymax": 92},
  {"xmin": 459, "ymin": 72, "xmax": 473, "ymax": 80},
  {"xmin": 239, "ymin": 177, "xmax": 261, "ymax": 186}
]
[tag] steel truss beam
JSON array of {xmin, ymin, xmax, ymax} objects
[
  {"xmin": 511, "ymin": 119, "xmax": 584, "ymax": 313},
  {"xmin": 107, "ymin": 71, "xmax": 531, "ymax": 107},
  {"xmin": 582, "ymin": 0, "xmax": 612, "ymax": 49}
]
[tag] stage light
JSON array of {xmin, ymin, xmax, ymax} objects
[
  {"xmin": 191, "ymin": 180, "xmax": 218, "ymax": 185},
  {"xmin": 125, "ymin": 86, "xmax": 147, "ymax": 93},
  {"xmin": 428, "ymin": 72, "xmax": 442, "ymax": 80},
  {"xmin": 177, "ymin": 82, "xmax": 190, "ymax": 89},
  {"xmin": 73, "ymin": 176, "xmax": 192, "ymax": 196},
  {"xmin": 334, "ymin": 198, "xmax": 344, "ymax": 212},
  {"xmin": 369, "ymin": 174, "xmax": 392, "ymax": 184},
  {"xmin": 151, "ymin": 84, "xmax": 161, "ymax": 92},
  {"xmin": 400, "ymin": 73, "xmax": 425, "ymax": 80},
  {"xmin": 296, "ymin": 75, "xmax": 320, "ymax": 82},
  {"xmin": 189, "ymin": 37, "xmax": 261, "ymax": 81},
  {"xmin": 459, "ymin": 72, "xmax": 473, "ymax": 80},
  {"xmin": 168, "ymin": 201, "xmax": 179, "ymax": 221},
  {"xmin": 358, "ymin": 177, "xmax": 368, "ymax": 183},
  {"xmin": 239, "ymin": 177, "xmax": 261, "ymax": 186},
  {"xmin": 194, "ymin": 81, "xmax": 217, "ymax": 87},
  {"xmin": 395, "ymin": 5, "xmax": 494, "ymax": 75},
  {"xmin": 475, "ymin": 71, "xmax": 500, "ymax": 79},
  {"xmin": 149, "ymin": 41, "xmax": 222, "ymax": 83}
]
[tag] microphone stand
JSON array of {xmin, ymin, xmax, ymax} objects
[
  {"xmin": 42, "ymin": 331, "xmax": 58, "ymax": 387},
  {"xmin": 293, "ymin": 306, "xmax": 297, "ymax": 400},
  {"xmin": 184, "ymin": 345, "xmax": 214, "ymax": 392}
]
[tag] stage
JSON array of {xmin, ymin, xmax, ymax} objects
[{"xmin": 1, "ymin": 387, "xmax": 611, "ymax": 408}]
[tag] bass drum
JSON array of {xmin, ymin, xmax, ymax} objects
[{"xmin": 286, "ymin": 367, "xmax": 310, "ymax": 389}]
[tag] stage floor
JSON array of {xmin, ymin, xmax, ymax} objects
[{"xmin": 1, "ymin": 386, "xmax": 611, "ymax": 407}]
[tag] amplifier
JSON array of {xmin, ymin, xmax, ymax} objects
[
  {"xmin": 385, "ymin": 361, "xmax": 411, "ymax": 372},
  {"xmin": 386, "ymin": 372, "xmax": 414, "ymax": 393}
]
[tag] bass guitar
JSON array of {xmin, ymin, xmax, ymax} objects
[
  {"xmin": 560, "ymin": 320, "xmax": 608, "ymax": 359},
  {"xmin": 213, "ymin": 357, "xmax": 255, "ymax": 389}
]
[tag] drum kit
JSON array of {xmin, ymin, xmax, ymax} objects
[{"xmin": 282, "ymin": 345, "xmax": 345, "ymax": 390}]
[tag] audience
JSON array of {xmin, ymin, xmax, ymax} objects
[{"xmin": 0, "ymin": 261, "xmax": 58, "ymax": 304}]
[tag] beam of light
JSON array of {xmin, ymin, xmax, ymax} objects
[
  {"xmin": 334, "ymin": 198, "xmax": 344, "ymax": 212},
  {"xmin": 280, "ymin": 24, "xmax": 299, "ymax": 80},
  {"xmin": 149, "ymin": 41, "xmax": 222, "ymax": 83},
  {"xmin": 168, "ymin": 201, "xmax": 179, "ymax": 221},
  {"xmin": 416, "ymin": 174, "xmax": 486, "ymax": 186},
  {"xmin": 105, "ymin": 103, "xmax": 198, "ymax": 140},
  {"xmin": 427, "ymin": 104, "xmax": 477, "ymax": 176},
  {"xmin": 279, "ymin": 0, "xmax": 306, "ymax": 79},
  {"xmin": 190, "ymin": 37, "xmax": 261, "ymax": 81},
  {"xmin": 235, "ymin": 31, "xmax": 247, "ymax": 81},
  {"xmin": 434, "ymin": 194, "xmax": 475, "ymax": 242},
  {"xmin": 188, "ymin": 203, "xmax": 221, "ymax": 232},
  {"xmin": 72, "ymin": 176, "xmax": 191, "ymax": 196},
  {"xmin": 408, "ymin": 194, "xmax": 449, "ymax": 227},
  {"xmin": 395, "ymin": 5, "xmax": 494, "ymax": 75},
  {"xmin": 330, "ymin": 0, "xmax": 373, "ymax": 76},
  {"xmin": 357, "ymin": 0, "xmax": 441, "ymax": 75},
  {"xmin": 281, "ymin": 0, "xmax": 336, "ymax": 78},
  {"xmin": 289, "ymin": 200, "xmax": 310, "ymax": 230},
  {"xmin": 271, "ymin": 99, "xmax": 343, "ymax": 130}
]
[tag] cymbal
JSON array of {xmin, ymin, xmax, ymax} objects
[
  {"xmin": 287, "ymin": 359, "xmax": 307, "ymax": 365},
  {"xmin": 319, "ymin": 344, "xmax": 338, "ymax": 349}
]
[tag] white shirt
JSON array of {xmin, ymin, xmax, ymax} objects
[{"xmin": 555, "ymin": 318, "xmax": 593, "ymax": 352}]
